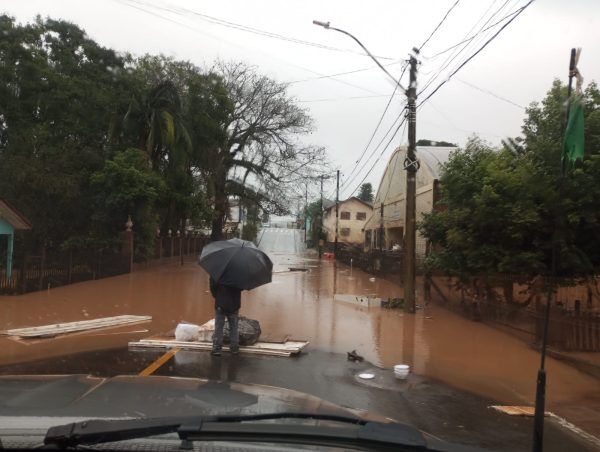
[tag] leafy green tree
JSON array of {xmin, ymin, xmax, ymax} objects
[
  {"xmin": 420, "ymin": 80, "xmax": 600, "ymax": 285},
  {"xmin": 111, "ymin": 56, "xmax": 227, "ymax": 233},
  {"xmin": 122, "ymin": 80, "xmax": 191, "ymax": 171},
  {"xmin": 90, "ymin": 148, "xmax": 165, "ymax": 259},
  {"xmin": 0, "ymin": 15, "xmax": 132, "ymax": 250},
  {"xmin": 420, "ymin": 137, "xmax": 544, "ymax": 281},
  {"xmin": 357, "ymin": 183, "xmax": 374, "ymax": 203}
]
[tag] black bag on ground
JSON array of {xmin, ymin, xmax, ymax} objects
[{"xmin": 223, "ymin": 316, "xmax": 261, "ymax": 345}]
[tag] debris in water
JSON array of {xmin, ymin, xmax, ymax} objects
[
  {"xmin": 4, "ymin": 315, "xmax": 153, "ymax": 339},
  {"xmin": 335, "ymin": 294, "xmax": 381, "ymax": 308},
  {"xmin": 347, "ymin": 350, "xmax": 364, "ymax": 362},
  {"xmin": 382, "ymin": 298, "xmax": 404, "ymax": 309},
  {"xmin": 490, "ymin": 406, "xmax": 550, "ymax": 417}
]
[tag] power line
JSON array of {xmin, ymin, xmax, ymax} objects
[
  {"xmin": 146, "ymin": 0, "xmax": 395, "ymax": 60},
  {"xmin": 418, "ymin": 0, "xmax": 535, "ymax": 108},
  {"xmin": 288, "ymin": 60, "xmax": 403, "ymax": 85},
  {"xmin": 455, "ymin": 77, "xmax": 525, "ymax": 109},
  {"xmin": 116, "ymin": 0, "xmax": 384, "ymax": 96},
  {"xmin": 340, "ymin": 107, "xmax": 405, "ymax": 193},
  {"xmin": 348, "ymin": 115, "xmax": 408, "ymax": 197},
  {"xmin": 342, "ymin": 105, "xmax": 407, "ymax": 194},
  {"xmin": 338, "ymin": 0, "xmax": 463, "ymax": 198},
  {"xmin": 419, "ymin": 0, "xmax": 462, "ymax": 51},
  {"xmin": 381, "ymin": 119, "xmax": 409, "ymax": 203},
  {"xmin": 339, "ymin": 63, "xmax": 409, "ymax": 189},
  {"xmin": 419, "ymin": 0, "xmax": 512, "ymax": 96},
  {"xmin": 422, "ymin": 5, "xmax": 522, "ymax": 61},
  {"xmin": 339, "ymin": 0, "xmax": 470, "ymax": 195},
  {"xmin": 419, "ymin": 0, "xmax": 513, "ymax": 97},
  {"xmin": 441, "ymin": 0, "xmax": 517, "ymax": 79},
  {"xmin": 297, "ymin": 92, "xmax": 403, "ymax": 103}
]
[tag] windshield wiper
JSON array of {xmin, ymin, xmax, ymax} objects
[{"xmin": 42, "ymin": 412, "xmax": 473, "ymax": 451}]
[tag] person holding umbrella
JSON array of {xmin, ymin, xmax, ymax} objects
[
  {"xmin": 198, "ymin": 238, "xmax": 273, "ymax": 356},
  {"xmin": 209, "ymin": 276, "xmax": 241, "ymax": 356}
]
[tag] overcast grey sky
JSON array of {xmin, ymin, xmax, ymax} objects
[{"xmin": 3, "ymin": 0, "xmax": 599, "ymax": 199}]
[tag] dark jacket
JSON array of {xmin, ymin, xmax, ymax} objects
[{"xmin": 209, "ymin": 277, "xmax": 241, "ymax": 313}]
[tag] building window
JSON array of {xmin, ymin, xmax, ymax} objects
[
  {"xmin": 340, "ymin": 211, "xmax": 351, "ymax": 220},
  {"xmin": 340, "ymin": 227, "xmax": 350, "ymax": 236},
  {"xmin": 356, "ymin": 212, "xmax": 367, "ymax": 221}
]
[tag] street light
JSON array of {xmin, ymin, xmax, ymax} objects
[
  {"xmin": 312, "ymin": 19, "xmax": 418, "ymax": 314},
  {"xmin": 312, "ymin": 20, "xmax": 406, "ymax": 92}
]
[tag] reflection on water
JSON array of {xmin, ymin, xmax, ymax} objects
[{"xmin": 1, "ymin": 252, "xmax": 599, "ymax": 433}]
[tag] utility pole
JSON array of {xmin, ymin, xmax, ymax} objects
[
  {"xmin": 304, "ymin": 183, "xmax": 308, "ymax": 242},
  {"xmin": 319, "ymin": 175, "xmax": 324, "ymax": 258},
  {"xmin": 334, "ymin": 169, "xmax": 340, "ymax": 255},
  {"xmin": 379, "ymin": 202, "xmax": 384, "ymax": 251},
  {"xmin": 403, "ymin": 52, "xmax": 418, "ymax": 314},
  {"xmin": 179, "ymin": 219, "xmax": 184, "ymax": 266},
  {"xmin": 238, "ymin": 197, "xmax": 243, "ymax": 239},
  {"xmin": 532, "ymin": 47, "xmax": 578, "ymax": 452}
]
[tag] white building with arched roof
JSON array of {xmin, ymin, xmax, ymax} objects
[{"xmin": 363, "ymin": 145, "xmax": 457, "ymax": 257}]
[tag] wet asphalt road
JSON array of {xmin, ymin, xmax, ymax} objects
[
  {"xmin": 1, "ymin": 227, "xmax": 599, "ymax": 451},
  {"xmin": 1, "ymin": 347, "xmax": 595, "ymax": 452}
]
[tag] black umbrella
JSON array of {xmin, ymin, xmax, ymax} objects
[{"xmin": 198, "ymin": 238, "xmax": 273, "ymax": 290}]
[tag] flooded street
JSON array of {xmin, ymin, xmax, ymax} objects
[{"xmin": 1, "ymin": 227, "xmax": 599, "ymax": 441}]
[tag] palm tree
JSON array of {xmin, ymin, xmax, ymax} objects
[{"xmin": 123, "ymin": 81, "xmax": 191, "ymax": 170}]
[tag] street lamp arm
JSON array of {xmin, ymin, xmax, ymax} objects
[{"xmin": 313, "ymin": 20, "xmax": 406, "ymax": 92}]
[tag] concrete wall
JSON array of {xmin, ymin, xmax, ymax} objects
[{"xmin": 323, "ymin": 198, "xmax": 373, "ymax": 245}]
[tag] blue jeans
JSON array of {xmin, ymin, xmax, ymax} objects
[{"xmin": 212, "ymin": 308, "xmax": 239, "ymax": 352}]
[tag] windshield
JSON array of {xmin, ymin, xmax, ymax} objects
[{"xmin": 1, "ymin": 1, "xmax": 599, "ymax": 451}]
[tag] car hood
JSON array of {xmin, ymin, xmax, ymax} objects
[{"xmin": 0, "ymin": 374, "xmax": 390, "ymax": 430}]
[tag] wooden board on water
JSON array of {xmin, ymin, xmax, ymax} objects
[
  {"xmin": 3, "ymin": 315, "xmax": 152, "ymax": 338},
  {"xmin": 490, "ymin": 406, "xmax": 550, "ymax": 417},
  {"xmin": 129, "ymin": 336, "xmax": 308, "ymax": 357}
]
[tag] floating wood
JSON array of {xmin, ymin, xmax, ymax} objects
[
  {"xmin": 489, "ymin": 406, "xmax": 550, "ymax": 417},
  {"xmin": 3, "ymin": 315, "xmax": 152, "ymax": 338},
  {"xmin": 129, "ymin": 336, "xmax": 308, "ymax": 357},
  {"xmin": 334, "ymin": 294, "xmax": 382, "ymax": 308}
]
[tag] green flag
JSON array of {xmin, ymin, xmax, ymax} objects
[{"xmin": 562, "ymin": 95, "xmax": 585, "ymax": 166}]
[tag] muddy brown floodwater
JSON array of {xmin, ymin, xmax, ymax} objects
[{"xmin": 1, "ymin": 251, "xmax": 599, "ymax": 436}]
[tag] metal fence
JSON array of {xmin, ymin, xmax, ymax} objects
[
  {"xmin": 331, "ymin": 243, "xmax": 429, "ymax": 275},
  {"xmin": 0, "ymin": 250, "xmax": 130, "ymax": 295},
  {"xmin": 428, "ymin": 275, "xmax": 600, "ymax": 351},
  {"xmin": 153, "ymin": 234, "xmax": 209, "ymax": 261},
  {"xmin": 1, "ymin": 234, "xmax": 214, "ymax": 296}
]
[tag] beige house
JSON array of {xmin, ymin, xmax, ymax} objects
[
  {"xmin": 323, "ymin": 197, "xmax": 373, "ymax": 245},
  {"xmin": 364, "ymin": 145, "xmax": 456, "ymax": 256}
]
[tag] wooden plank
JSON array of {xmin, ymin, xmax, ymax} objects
[
  {"xmin": 3, "ymin": 315, "xmax": 152, "ymax": 338},
  {"xmin": 7, "ymin": 327, "xmax": 150, "ymax": 345},
  {"xmin": 129, "ymin": 338, "xmax": 308, "ymax": 357},
  {"xmin": 139, "ymin": 334, "xmax": 307, "ymax": 351},
  {"xmin": 490, "ymin": 406, "xmax": 550, "ymax": 417},
  {"xmin": 137, "ymin": 338, "xmax": 308, "ymax": 352},
  {"xmin": 129, "ymin": 340, "xmax": 292, "ymax": 357}
]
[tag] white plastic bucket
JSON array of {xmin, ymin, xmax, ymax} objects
[{"xmin": 393, "ymin": 364, "xmax": 410, "ymax": 380}]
